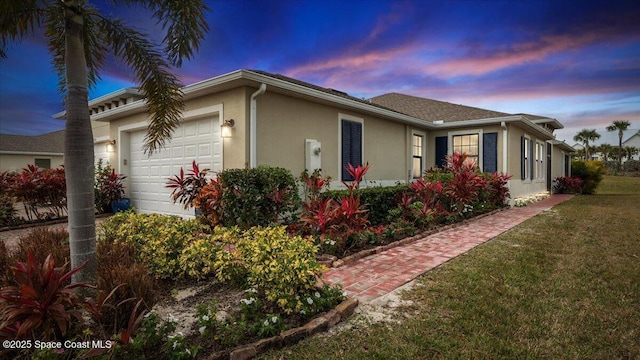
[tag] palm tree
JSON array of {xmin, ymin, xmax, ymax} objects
[
  {"xmin": 624, "ymin": 146, "xmax": 639, "ymax": 161},
  {"xmin": 597, "ymin": 144, "xmax": 613, "ymax": 162},
  {"xmin": 606, "ymin": 120, "xmax": 631, "ymax": 171},
  {"xmin": 1, "ymin": 1, "xmax": 208, "ymax": 283},
  {"xmin": 573, "ymin": 129, "xmax": 601, "ymax": 161}
]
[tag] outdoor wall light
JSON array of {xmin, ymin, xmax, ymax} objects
[
  {"xmin": 106, "ymin": 139, "xmax": 116, "ymax": 153},
  {"xmin": 221, "ymin": 119, "xmax": 235, "ymax": 138}
]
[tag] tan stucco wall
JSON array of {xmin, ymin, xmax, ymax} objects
[
  {"xmin": 0, "ymin": 154, "xmax": 64, "ymax": 173},
  {"xmin": 255, "ymin": 91, "xmax": 409, "ymax": 182},
  {"xmin": 90, "ymin": 87, "xmax": 250, "ymax": 174},
  {"xmin": 507, "ymin": 124, "xmax": 548, "ymax": 199}
]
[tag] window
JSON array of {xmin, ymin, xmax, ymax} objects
[
  {"xmin": 34, "ymin": 158, "xmax": 51, "ymax": 169},
  {"xmin": 452, "ymin": 134, "xmax": 479, "ymax": 163},
  {"xmin": 521, "ymin": 137, "xmax": 530, "ymax": 180},
  {"xmin": 535, "ymin": 142, "xmax": 544, "ymax": 179},
  {"xmin": 412, "ymin": 133, "xmax": 424, "ymax": 179},
  {"xmin": 340, "ymin": 118, "xmax": 363, "ymax": 181}
]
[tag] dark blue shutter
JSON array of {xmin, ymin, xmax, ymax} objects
[
  {"xmin": 341, "ymin": 120, "xmax": 362, "ymax": 181},
  {"xmin": 483, "ymin": 133, "xmax": 498, "ymax": 173},
  {"xmin": 435, "ymin": 136, "xmax": 448, "ymax": 168},
  {"xmin": 530, "ymin": 139, "xmax": 535, "ymax": 180},
  {"xmin": 521, "ymin": 136, "xmax": 526, "ymax": 180}
]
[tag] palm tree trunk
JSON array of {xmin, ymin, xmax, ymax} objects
[
  {"xmin": 64, "ymin": 1, "xmax": 96, "ymax": 283},
  {"xmin": 618, "ymin": 130, "xmax": 623, "ymax": 171}
]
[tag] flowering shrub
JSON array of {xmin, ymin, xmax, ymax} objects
[{"xmin": 553, "ymin": 176, "xmax": 584, "ymax": 194}]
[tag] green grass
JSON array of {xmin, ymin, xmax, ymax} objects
[{"xmin": 260, "ymin": 176, "xmax": 640, "ymax": 359}]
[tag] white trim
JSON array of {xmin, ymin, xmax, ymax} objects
[
  {"xmin": 448, "ymin": 128, "xmax": 483, "ymax": 169},
  {"xmin": 522, "ymin": 134, "xmax": 532, "ymax": 184},
  {"xmin": 338, "ymin": 113, "xmax": 364, "ymax": 181},
  {"xmin": 410, "ymin": 129, "xmax": 427, "ymax": 179}
]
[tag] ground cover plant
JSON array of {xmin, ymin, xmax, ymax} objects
[{"xmin": 259, "ymin": 175, "xmax": 640, "ymax": 359}]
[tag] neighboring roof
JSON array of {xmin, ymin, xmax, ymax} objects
[
  {"xmin": 368, "ymin": 92, "xmax": 511, "ymax": 122},
  {"xmin": 622, "ymin": 130, "xmax": 640, "ymax": 144},
  {"xmin": 0, "ymin": 130, "xmax": 64, "ymax": 154}
]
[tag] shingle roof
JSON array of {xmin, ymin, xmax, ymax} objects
[
  {"xmin": 246, "ymin": 70, "xmax": 409, "ymax": 116},
  {"xmin": 369, "ymin": 93, "xmax": 512, "ymax": 122},
  {"xmin": 0, "ymin": 130, "xmax": 64, "ymax": 153}
]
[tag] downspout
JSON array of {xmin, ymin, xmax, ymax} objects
[
  {"xmin": 250, "ymin": 84, "xmax": 267, "ymax": 168},
  {"xmin": 501, "ymin": 121, "xmax": 508, "ymax": 174}
]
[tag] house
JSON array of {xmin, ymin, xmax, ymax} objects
[
  {"xmin": 622, "ymin": 130, "xmax": 640, "ymax": 160},
  {"xmin": 0, "ymin": 130, "xmax": 65, "ymax": 173},
  {"xmin": 69, "ymin": 69, "xmax": 573, "ymax": 216}
]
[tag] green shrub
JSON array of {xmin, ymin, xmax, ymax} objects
[
  {"xmin": 0, "ymin": 194, "xmax": 18, "ymax": 227},
  {"xmin": 179, "ymin": 227, "xmax": 240, "ymax": 280},
  {"xmin": 623, "ymin": 160, "xmax": 639, "ymax": 172},
  {"xmin": 571, "ymin": 160, "xmax": 605, "ymax": 194},
  {"xmin": 100, "ymin": 211, "xmax": 208, "ymax": 279},
  {"xmin": 0, "ymin": 241, "xmax": 12, "ymax": 286},
  {"xmin": 322, "ymin": 184, "xmax": 408, "ymax": 226},
  {"xmin": 217, "ymin": 166, "xmax": 300, "ymax": 228},
  {"xmin": 221, "ymin": 226, "xmax": 322, "ymax": 314}
]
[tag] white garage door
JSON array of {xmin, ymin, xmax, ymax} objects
[{"xmin": 129, "ymin": 117, "xmax": 222, "ymax": 216}]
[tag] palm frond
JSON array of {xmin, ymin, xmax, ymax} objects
[
  {"xmin": 105, "ymin": 0, "xmax": 209, "ymax": 66},
  {"xmin": 44, "ymin": 4, "xmax": 108, "ymax": 96},
  {"xmin": 0, "ymin": 0, "xmax": 46, "ymax": 58},
  {"xmin": 98, "ymin": 16, "xmax": 184, "ymax": 154}
]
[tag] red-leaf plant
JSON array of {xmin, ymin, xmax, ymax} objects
[
  {"xmin": 443, "ymin": 152, "xmax": 485, "ymax": 216},
  {"xmin": 299, "ymin": 164, "xmax": 370, "ymax": 255},
  {"xmin": 194, "ymin": 174, "xmax": 225, "ymax": 226},
  {"xmin": 0, "ymin": 252, "xmax": 90, "ymax": 340},
  {"xmin": 166, "ymin": 160, "xmax": 210, "ymax": 209}
]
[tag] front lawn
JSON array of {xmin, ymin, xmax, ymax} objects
[{"xmin": 260, "ymin": 175, "xmax": 640, "ymax": 359}]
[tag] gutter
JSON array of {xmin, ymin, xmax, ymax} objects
[
  {"xmin": 250, "ymin": 84, "xmax": 267, "ymax": 168},
  {"xmin": 501, "ymin": 121, "xmax": 508, "ymax": 174}
]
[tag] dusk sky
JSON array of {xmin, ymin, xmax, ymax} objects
[{"xmin": 0, "ymin": 0, "xmax": 639, "ymax": 145}]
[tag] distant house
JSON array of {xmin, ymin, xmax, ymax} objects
[
  {"xmin": 622, "ymin": 130, "xmax": 640, "ymax": 160},
  {"xmin": 0, "ymin": 130, "xmax": 65, "ymax": 173},
  {"xmin": 62, "ymin": 69, "xmax": 573, "ymax": 216}
]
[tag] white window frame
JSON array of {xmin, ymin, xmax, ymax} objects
[
  {"xmin": 535, "ymin": 141, "xmax": 545, "ymax": 181},
  {"xmin": 411, "ymin": 129, "xmax": 426, "ymax": 179},
  {"xmin": 448, "ymin": 128, "xmax": 483, "ymax": 169},
  {"xmin": 337, "ymin": 113, "xmax": 364, "ymax": 181},
  {"xmin": 523, "ymin": 135, "xmax": 531, "ymax": 183}
]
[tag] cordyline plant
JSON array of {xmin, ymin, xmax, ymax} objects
[
  {"xmin": 0, "ymin": 252, "xmax": 90, "ymax": 340},
  {"xmin": 166, "ymin": 160, "xmax": 210, "ymax": 210},
  {"xmin": 300, "ymin": 163, "xmax": 370, "ymax": 254}
]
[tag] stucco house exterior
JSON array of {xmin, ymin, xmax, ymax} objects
[
  {"xmin": 72, "ymin": 69, "xmax": 573, "ymax": 216},
  {"xmin": 0, "ymin": 130, "xmax": 65, "ymax": 173}
]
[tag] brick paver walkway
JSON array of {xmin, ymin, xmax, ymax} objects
[
  {"xmin": 0, "ymin": 217, "xmax": 108, "ymax": 251},
  {"xmin": 323, "ymin": 194, "xmax": 572, "ymax": 302}
]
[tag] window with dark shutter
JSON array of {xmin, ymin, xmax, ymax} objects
[{"xmin": 341, "ymin": 119, "xmax": 362, "ymax": 181}]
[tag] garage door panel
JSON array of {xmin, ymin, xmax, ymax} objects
[{"xmin": 128, "ymin": 116, "xmax": 221, "ymax": 216}]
